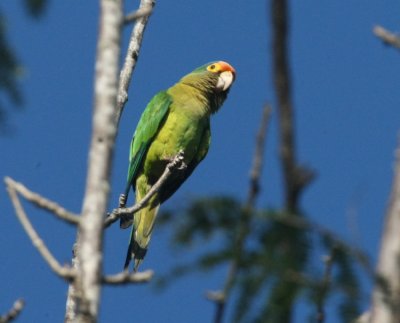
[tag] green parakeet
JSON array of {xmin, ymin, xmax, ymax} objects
[{"xmin": 121, "ymin": 61, "xmax": 236, "ymax": 271}]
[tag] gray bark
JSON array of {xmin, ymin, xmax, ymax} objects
[
  {"xmin": 65, "ymin": 1, "xmax": 123, "ymax": 322},
  {"xmin": 370, "ymin": 146, "xmax": 400, "ymax": 322}
]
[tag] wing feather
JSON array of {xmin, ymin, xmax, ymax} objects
[{"xmin": 124, "ymin": 91, "xmax": 172, "ymax": 198}]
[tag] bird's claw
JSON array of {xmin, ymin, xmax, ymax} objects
[
  {"xmin": 172, "ymin": 150, "xmax": 187, "ymax": 170},
  {"xmin": 178, "ymin": 164, "xmax": 187, "ymax": 170},
  {"xmin": 119, "ymin": 194, "xmax": 127, "ymax": 208},
  {"xmin": 165, "ymin": 151, "xmax": 187, "ymax": 170}
]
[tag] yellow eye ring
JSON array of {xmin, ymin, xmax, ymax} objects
[{"xmin": 207, "ymin": 64, "xmax": 218, "ymax": 72}]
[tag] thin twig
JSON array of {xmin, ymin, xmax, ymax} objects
[
  {"xmin": 208, "ymin": 106, "xmax": 272, "ymax": 323},
  {"xmin": 0, "ymin": 299, "xmax": 25, "ymax": 323},
  {"xmin": 115, "ymin": 0, "xmax": 155, "ymax": 126},
  {"xmin": 124, "ymin": 5, "xmax": 153, "ymax": 25},
  {"xmin": 105, "ymin": 150, "xmax": 186, "ymax": 228},
  {"xmin": 102, "ymin": 269, "xmax": 153, "ymax": 284},
  {"xmin": 373, "ymin": 25, "xmax": 400, "ymax": 49},
  {"xmin": 247, "ymin": 105, "xmax": 272, "ymax": 208},
  {"xmin": 4, "ymin": 177, "xmax": 80, "ymax": 225},
  {"xmin": 6, "ymin": 185, "xmax": 75, "ymax": 280}
]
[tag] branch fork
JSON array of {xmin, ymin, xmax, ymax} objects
[{"xmin": 5, "ymin": 177, "xmax": 77, "ymax": 280}]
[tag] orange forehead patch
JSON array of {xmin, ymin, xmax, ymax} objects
[{"xmin": 207, "ymin": 61, "xmax": 236, "ymax": 74}]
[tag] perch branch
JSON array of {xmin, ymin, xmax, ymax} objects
[
  {"xmin": 0, "ymin": 299, "xmax": 24, "ymax": 323},
  {"xmin": 102, "ymin": 269, "xmax": 153, "ymax": 284},
  {"xmin": 373, "ymin": 25, "xmax": 400, "ymax": 49},
  {"xmin": 115, "ymin": 0, "xmax": 155, "ymax": 126},
  {"xmin": 4, "ymin": 177, "xmax": 80, "ymax": 225},
  {"xmin": 105, "ymin": 150, "xmax": 186, "ymax": 228},
  {"xmin": 208, "ymin": 106, "xmax": 271, "ymax": 323},
  {"xmin": 6, "ymin": 184, "xmax": 75, "ymax": 280}
]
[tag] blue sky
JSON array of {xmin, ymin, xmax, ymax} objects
[{"xmin": 1, "ymin": 1, "xmax": 400, "ymax": 322}]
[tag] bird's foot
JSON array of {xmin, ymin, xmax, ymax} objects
[
  {"xmin": 119, "ymin": 194, "xmax": 127, "ymax": 208},
  {"xmin": 166, "ymin": 150, "xmax": 187, "ymax": 170},
  {"xmin": 170, "ymin": 150, "xmax": 187, "ymax": 170}
]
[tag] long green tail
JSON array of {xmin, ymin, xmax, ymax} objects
[{"xmin": 123, "ymin": 194, "xmax": 160, "ymax": 271}]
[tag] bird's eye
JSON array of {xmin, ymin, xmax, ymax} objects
[{"xmin": 207, "ymin": 64, "xmax": 218, "ymax": 72}]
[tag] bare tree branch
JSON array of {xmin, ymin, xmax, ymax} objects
[
  {"xmin": 124, "ymin": 5, "xmax": 153, "ymax": 25},
  {"xmin": 102, "ymin": 269, "xmax": 153, "ymax": 285},
  {"xmin": 247, "ymin": 106, "xmax": 272, "ymax": 209},
  {"xmin": 271, "ymin": 0, "xmax": 314, "ymax": 212},
  {"xmin": 370, "ymin": 143, "xmax": 400, "ymax": 322},
  {"xmin": 0, "ymin": 299, "xmax": 24, "ymax": 323},
  {"xmin": 115, "ymin": 0, "xmax": 155, "ymax": 126},
  {"xmin": 4, "ymin": 177, "xmax": 80, "ymax": 225},
  {"xmin": 105, "ymin": 150, "xmax": 185, "ymax": 228},
  {"xmin": 373, "ymin": 25, "xmax": 400, "ymax": 50},
  {"xmin": 208, "ymin": 106, "xmax": 272, "ymax": 323},
  {"xmin": 6, "ymin": 183, "xmax": 75, "ymax": 280},
  {"xmin": 65, "ymin": 1, "xmax": 155, "ymax": 321}
]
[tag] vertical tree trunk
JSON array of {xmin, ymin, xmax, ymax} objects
[
  {"xmin": 65, "ymin": 1, "xmax": 123, "ymax": 321},
  {"xmin": 271, "ymin": 0, "xmax": 314, "ymax": 214},
  {"xmin": 370, "ymin": 146, "xmax": 400, "ymax": 323}
]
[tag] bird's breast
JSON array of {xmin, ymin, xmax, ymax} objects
[{"xmin": 143, "ymin": 109, "xmax": 207, "ymax": 179}]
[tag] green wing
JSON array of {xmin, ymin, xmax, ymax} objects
[{"xmin": 124, "ymin": 91, "xmax": 172, "ymax": 198}]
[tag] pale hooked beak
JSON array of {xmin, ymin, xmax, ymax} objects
[{"xmin": 216, "ymin": 71, "xmax": 235, "ymax": 92}]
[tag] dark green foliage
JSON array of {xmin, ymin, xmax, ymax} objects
[
  {"xmin": 159, "ymin": 196, "xmax": 242, "ymax": 246},
  {"xmin": 0, "ymin": 1, "xmax": 47, "ymax": 130},
  {"xmin": 155, "ymin": 248, "xmax": 233, "ymax": 290},
  {"xmin": 234, "ymin": 270, "xmax": 267, "ymax": 322},
  {"xmin": 308, "ymin": 236, "xmax": 362, "ymax": 322},
  {"xmin": 23, "ymin": 0, "xmax": 47, "ymax": 17},
  {"xmin": 252, "ymin": 213, "xmax": 309, "ymax": 323},
  {"xmin": 159, "ymin": 196, "xmax": 367, "ymax": 323},
  {"xmin": 332, "ymin": 245, "xmax": 361, "ymax": 321},
  {"xmin": 0, "ymin": 13, "xmax": 22, "ymax": 127}
]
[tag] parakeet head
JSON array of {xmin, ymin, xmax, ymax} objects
[
  {"xmin": 188, "ymin": 61, "xmax": 236, "ymax": 91},
  {"xmin": 180, "ymin": 61, "xmax": 236, "ymax": 113}
]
